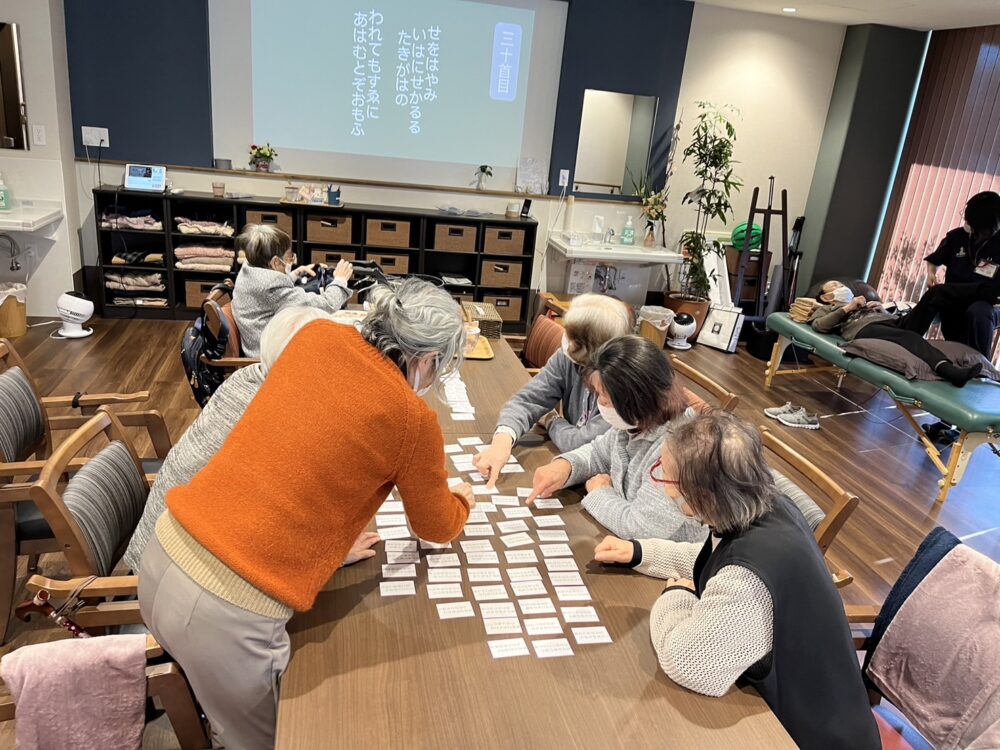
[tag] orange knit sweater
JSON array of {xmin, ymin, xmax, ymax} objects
[{"xmin": 167, "ymin": 320, "xmax": 470, "ymax": 611}]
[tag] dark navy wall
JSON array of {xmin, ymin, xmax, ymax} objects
[
  {"xmin": 549, "ymin": 0, "xmax": 693, "ymax": 197},
  {"xmin": 63, "ymin": 0, "xmax": 213, "ymax": 167}
]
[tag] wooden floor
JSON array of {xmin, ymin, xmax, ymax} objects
[{"xmin": 1, "ymin": 316, "xmax": 998, "ymax": 744}]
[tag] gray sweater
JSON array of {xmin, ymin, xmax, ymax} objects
[
  {"xmin": 496, "ymin": 350, "xmax": 608, "ymax": 452},
  {"xmin": 232, "ymin": 264, "xmax": 350, "ymax": 356},
  {"xmin": 809, "ymin": 303, "xmax": 896, "ymax": 341},
  {"xmin": 123, "ymin": 364, "xmax": 266, "ymax": 572}
]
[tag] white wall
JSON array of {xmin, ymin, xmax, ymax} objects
[
  {"xmin": 575, "ymin": 90, "xmax": 633, "ymax": 192},
  {"xmin": 664, "ymin": 4, "xmax": 845, "ymax": 257},
  {"xmin": 0, "ymin": 0, "xmax": 80, "ymax": 316}
]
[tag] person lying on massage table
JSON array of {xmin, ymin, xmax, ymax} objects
[{"xmin": 810, "ymin": 280, "xmax": 983, "ymax": 387}]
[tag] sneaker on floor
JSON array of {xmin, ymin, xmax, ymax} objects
[
  {"xmin": 776, "ymin": 410, "xmax": 820, "ymax": 430},
  {"xmin": 764, "ymin": 402, "xmax": 801, "ymax": 419}
]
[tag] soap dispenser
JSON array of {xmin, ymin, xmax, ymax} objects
[
  {"xmin": 0, "ymin": 173, "xmax": 11, "ymax": 212},
  {"xmin": 621, "ymin": 215, "xmax": 635, "ymax": 245}
]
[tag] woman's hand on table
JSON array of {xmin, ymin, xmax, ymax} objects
[
  {"xmin": 473, "ymin": 433, "xmax": 514, "ymax": 488},
  {"xmin": 453, "ymin": 482, "xmax": 476, "ymax": 510},
  {"xmin": 594, "ymin": 535, "xmax": 634, "ymax": 564},
  {"xmin": 585, "ymin": 474, "xmax": 612, "ymax": 493},
  {"xmin": 343, "ymin": 531, "xmax": 380, "ymax": 566},
  {"xmin": 526, "ymin": 459, "xmax": 571, "ymax": 505}
]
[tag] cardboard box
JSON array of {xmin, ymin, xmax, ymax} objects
[
  {"xmin": 434, "ymin": 224, "xmax": 477, "ymax": 253},
  {"xmin": 484, "ymin": 227, "xmax": 525, "ymax": 255},
  {"xmin": 483, "ymin": 294, "xmax": 522, "ymax": 322},
  {"xmin": 480, "ymin": 258, "xmax": 523, "ymax": 288},
  {"xmin": 366, "ymin": 219, "xmax": 411, "ymax": 248},
  {"xmin": 307, "ymin": 215, "xmax": 352, "ymax": 244},
  {"xmin": 367, "ymin": 252, "xmax": 410, "ymax": 275}
]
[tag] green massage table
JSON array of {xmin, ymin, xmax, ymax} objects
[{"xmin": 765, "ymin": 312, "xmax": 1000, "ymax": 502}]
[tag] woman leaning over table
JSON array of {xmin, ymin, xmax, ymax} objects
[
  {"xmin": 139, "ymin": 279, "xmax": 475, "ymax": 750},
  {"xmin": 474, "ymin": 293, "xmax": 633, "ymax": 485},
  {"xmin": 594, "ymin": 411, "xmax": 879, "ymax": 750}
]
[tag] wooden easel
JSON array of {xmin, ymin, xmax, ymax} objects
[{"xmin": 733, "ymin": 177, "xmax": 789, "ymax": 322}]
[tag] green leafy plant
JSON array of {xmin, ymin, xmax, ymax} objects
[
  {"xmin": 678, "ymin": 102, "xmax": 742, "ymax": 299},
  {"xmin": 628, "ymin": 120, "xmax": 681, "ymax": 246}
]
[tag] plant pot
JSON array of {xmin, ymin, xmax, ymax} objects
[
  {"xmin": 251, "ymin": 160, "xmax": 272, "ymax": 172},
  {"xmin": 663, "ymin": 293, "xmax": 711, "ymax": 339}
]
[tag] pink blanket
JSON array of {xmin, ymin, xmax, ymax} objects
[
  {"xmin": 868, "ymin": 544, "xmax": 1000, "ymax": 748},
  {"xmin": 173, "ymin": 246, "xmax": 235, "ymax": 260},
  {"xmin": 1, "ymin": 634, "xmax": 147, "ymax": 749}
]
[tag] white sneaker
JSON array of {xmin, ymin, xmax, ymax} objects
[
  {"xmin": 776, "ymin": 410, "xmax": 820, "ymax": 430},
  {"xmin": 764, "ymin": 402, "xmax": 800, "ymax": 419}
]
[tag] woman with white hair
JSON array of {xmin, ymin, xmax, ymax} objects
[
  {"xmin": 139, "ymin": 278, "xmax": 475, "ymax": 750},
  {"xmin": 474, "ymin": 293, "xmax": 633, "ymax": 486},
  {"xmin": 231, "ymin": 223, "xmax": 355, "ymax": 357}
]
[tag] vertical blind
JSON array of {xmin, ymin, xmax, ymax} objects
[{"xmin": 872, "ymin": 25, "xmax": 1000, "ymax": 319}]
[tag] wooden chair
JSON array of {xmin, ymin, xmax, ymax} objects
[
  {"xmin": 669, "ymin": 355, "xmax": 740, "ymax": 412},
  {"xmin": 199, "ymin": 281, "xmax": 257, "ymax": 370},
  {"xmin": 760, "ymin": 426, "xmax": 860, "ymax": 588},
  {"xmin": 0, "ymin": 634, "xmax": 210, "ymax": 750}
]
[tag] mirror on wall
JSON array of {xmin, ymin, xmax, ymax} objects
[
  {"xmin": 573, "ymin": 89, "xmax": 657, "ymax": 198},
  {"xmin": 0, "ymin": 22, "xmax": 27, "ymax": 150}
]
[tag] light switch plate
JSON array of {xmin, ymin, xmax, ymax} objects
[
  {"xmin": 558, "ymin": 169, "xmax": 570, "ymax": 188},
  {"xmin": 31, "ymin": 124, "xmax": 46, "ymax": 146},
  {"xmin": 81, "ymin": 126, "xmax": 110, "ymax": 147}
]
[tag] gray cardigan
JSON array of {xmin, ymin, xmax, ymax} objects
[
  {"xmin": 232, "ymin": 264, "xmax": 350, "ymax": 356},
  {"xmin": 123, "ymin": 364, "xmax": 267, "ymax": 572},
  {"xmin": 809, "ymin": 303, "xmax": 896, "ymax": 341},
  {"xmin": 496, "ymin": 350, "xmax": 608, "ymax": 452}
]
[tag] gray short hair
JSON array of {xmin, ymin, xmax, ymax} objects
[
  {"xmin": 665, "ymin": 411, "xmax": 776, "ymax": 534},
  {"xmin": 258, "ymin": 306, "xmax": 335, "ymax": 372},
  {"xmin": 563, "ymin": 293, "xmax": 632, "ymax": 364},
  {"xmin": 361, "ymin": 278, "xmax": 465, "ymax": 392},
  {"xmin": 238, "ymin": 223, "xmax": 292, "ymax": 267}
]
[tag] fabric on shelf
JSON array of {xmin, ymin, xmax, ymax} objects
[
  {"xmin": 100, "ymin": 212, "xmax": 162, "ymax": 231},
  {"xmin": 174, "ymin": 216, "xmax": 235, "ymax": 237},
  {"xmin": 105, "ymin": 271, "xmax": 163, "ymax": 287},
  {"xmin": 111, "ymin": 250, "xmax": 164, "ymax": 266},
  {"xmin": 113, "ymin": 297, "xmax": 168, "ymax": 307},
  {"xmin": 173, "ymin": 246, "xmax": 235, "ymax": 260},
  {"xmin": 175, "ymin": 260, "xmax": 233, "ymax": 272}
]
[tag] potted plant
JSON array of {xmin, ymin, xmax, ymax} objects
[
  {"xmin": 249, "ymin": 143, "xmax": 278, "ymax": 172},
  {"xmin": 666, "ymin": 102, "xmax": 742, "ymax": 336},
  {"xmin": 473, "ymin": 164, "xmax": 493, "ymax": 191},
  {"xmin": 629, "ymin": 120, "xmax": 681, "ymax": 248}
]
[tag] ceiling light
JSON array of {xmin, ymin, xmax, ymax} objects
[{"xmin": 782, "ymin": 7, "xmax": 797, "ymax": 12}]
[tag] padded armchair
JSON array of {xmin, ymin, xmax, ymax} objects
[
  {"xmin": 516, "ymin": 314, "xmax": 564, "ymax": 375},
  {"xmin": 200, "ymin": 281, "xmax": 257, "ymax": 370}
]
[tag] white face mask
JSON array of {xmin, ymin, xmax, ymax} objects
[
  {"xmin": 598, "ymin": 401, "xmax": 636, "ymax": 431},
  {"xmin": 408, "ymin": 356, "xmax": 438, "ymax": 397},
  {"xmin": 830, "ymin": 286, "xmax": 853, "ymax": 305}
]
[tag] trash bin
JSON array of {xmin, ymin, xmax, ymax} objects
[{"xmin": 0, "ymin": 282, "xmax": 27, "ymax": 338}]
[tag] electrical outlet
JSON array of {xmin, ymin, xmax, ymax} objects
[
  {"xmin": 81, "ymin": 126, "xmax": 110, "ymax": 147},
  {"xmin": 558, "ymin": 169, "xmax": 570, "ymax": 188},
  {"xmin": 31, "ymin": 125, "xmax": 46, "ymax": 146}
]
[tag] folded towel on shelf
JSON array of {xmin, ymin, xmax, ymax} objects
[
  {"xmin": 105, "ymin": 271, "xmax": 163, "ymax": 288},
  {"xmin": 111, "ymin": 250, "xmax": 163, "ymax": 266},
  {"xmin": 173, "ymin": 246, "xmax": 235, "ymax": 260},
  {"xmin": 114, "ymin": 297, "xmax": 169, "ymax": 307},
  {"xmin": 174, "ymin": 217, "xmax": 235, "ymax": 237},
  {"xmin": 174, "ymin": 260, "xmax": 233, "ymax": 272},
  {"xmin": 100, "ymin": 212, "xmax": 163, "ymax": 231},
  {"xmin": 106, "ymin": 282, "xmax": 167, "ymax": 293}
]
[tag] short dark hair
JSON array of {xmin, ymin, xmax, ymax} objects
[
  {"xmin": 666, "ymin": 411, "xmax": 776, "ymax": 534},
  {"xmin": 964, "ymin": 191, "xmax": 1000, "ymax": 235},
  {"xmin": 238, "ymin": 223, "xmax": 292, "ymax": 268},
  {"xmin": 584, "ymin": 335, "xmax": 687, "ymax": 431}
]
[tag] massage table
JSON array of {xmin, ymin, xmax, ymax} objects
[{"xmin": 765, "ymin": 312, "xmax": 1000, "ymax": 502}]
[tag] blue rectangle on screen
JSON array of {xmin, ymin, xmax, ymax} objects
[{"xmin": 490, "ymin": 23, "xmax": 522, "ymax": 102}]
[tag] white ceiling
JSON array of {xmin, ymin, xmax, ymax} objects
[{"xmin": 693, "ymin": 0, "xmax": 1000, "ymax": 31}]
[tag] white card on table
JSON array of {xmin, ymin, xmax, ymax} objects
[
  {"xmin": 451, "ymin": 413, "xmax": 475, "ymax": 421},
  {"xmin": 493, "ymin": 495, "xmax": 519, "ymax": 507},
  {"xmin": 460, "ymin": 539, "xmax": 494, "ymax": 553},
  {"xmin": 458, "ymin": 437, "xmax": 483, "ymax": 446},
  {"xmin": 488, "ymin": 637, "xmax": 529, "ymax": 659},
  {"xmin": 447, "ymin": 477, "xmax": 463, "ymax": 488},
  {"xmin": 536, "ymin": 530, "xmax": 569, "ymax": 543},
  {"xmin": 444, "ymin": 444, "xmax": 464, "ymax": 454},
  {"xmin": 533, "ymin": 498, "xmax": 564, "ymax": 510},
  {"xmin": 500, "ymin": 465, "xmax": 524, "ymax": 474},
  {"xmin": 503, "ymin": 507, "xmax": 532, "ymax": 519},
  {"xmin": 484, "ymin": 617, "xmax": 522, "ymax": 635},
  {"xmin": 518, "ymin": 597, "xmax": 556, "ymax": 615},
  {"xmin": 380, "ymin": 581, "xmax": 415, "ymax": 597},
  {"xmin": 534, "ymin": 515, "xmax": 565, "ymax": 528},
  {"xmin": 511, "ymin": 580, "xmax": 548, "ymax": 597},
  {"xmin": 496, "ymin": 519, "xmax": 529, "ymax": 534},
  {"xmin": 505, "ymin": 549, "xmax": 538, "ymax": 564},
  {"xmin": 427, "ymin": 583, "xmax": 464, "ymax": 599},
  {"xmin": 386, "ymin": 550, "xmax": 419, "ymax": 564},
  {"xmin": 381, "ymin": 564, "xmax": 416, "ymax": 578},
  {"xmin": 555, "ymin": 586, "xmax": 591, "ymax": 602},
  {"xmin": 479, "ymin": 602, "xmax": 517, "ymax": 619},
  {"xmin": 549, "ymin": 571, "xmax": 584, "ymax": 587},
  {"xmin": 476, "ymin": 444, "xmax": 490, "ymax": 453},
  {"xmin": 506, "ymin": 567, "xmax": 541, "ymax": 582},
  {"xmin": 476, "ymin": 502, "xmax": 497, "ymax": 514},
  {"xmin": 379, "ymin": 501, "xmax": 405, "ymax": 514},
  {"xmin": 379, "ymin": 526, "xmax": 413, "ymax": 540},
  {"xmin": 426, "ymin": 553, "xmax": 461, "ymax": 567},
  {"xmin": 437, "ymin": 601, "xmax": 475, "ymax": 620},
  {"xmin": 500, "ymin": 532, "xmax": 533, "ymax": 549},
  {"xmin": 466, "ymin": 551, "xmax": 500, "ymax": 565},
  {"xmin": 540, "ymin": 543, "xmax": 573, "ymax": 558},
  {"xmin": 385, "ymin": 540, "xmax": 417, "ymax": 552},
  {"xmin": 532, "ymin": 637, "xmax": 574, "ymax": 658},
  {"xmin": 545, "ymin": 557, "xmax": 578, "ymax": 572},
  {"xmin": 467, "ymin": 567, "xmax": 503, "ymax": 582},
  {"xmin": 572, "ymin": 626, "xmax": 612, "ymax": 644},
  {"xmin": 464, "ymin": 524, "xmax": 495, "ymax": 537},
  {"xmin": 524, "ymin": 617, "xmax": 562, "ymax": 636},
  {"xmin": 427, "ymin": 568, "xmax": 462, "ymax": 583},
  {"xmin": 419, "ymin": 539, "xmax": 451, "ymax": 550},
  {"xmin": 466, "ymin": 511, "xmax": 489, "ymax": 525},
  {"xmin": 472, "ymin": 485, "xmax": 499, "ymax": 496},
  {"xmin": 517, "ymin": 488, "xmax": 533, "ymax": 498},
  {"xmin": 473, "ymin": 585, "xmax": 509, "ymax": 601},
  {"xmin": 376, "ymin": 514, "xmax": 408, "ymax": 527},
  {"xmin": 451, "ymin": 403, "xmax": 476, "ymax": 413},
  {"xmin": 561, "ymin": 606, "xmax": 600, "ymax": 623}
]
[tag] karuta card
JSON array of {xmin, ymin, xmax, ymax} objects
[
  {"xmin": 444, "ymin": 444, "xmax": 464, "ymax": 454},
  {"xmin": 516, "ymin": 487, "xmax": 533, "ymax": 498},
  {"xmin": 476, "ymin": 444, "xmax": 490, "ymax": 452},
  {"xmin": 492, "ymin": 495, "xmax": 519, "ymax": 507},
  {"xmin": 472, "ymin": 585, "xmax": 509, "ymax": 601},
  {"xmin": 376, "ymin": 514, "xmax": 408, "ymax": 527},
  {"xmin": 381, "ymin": 564, "xmax": 416, "ymax": 578},
  {"xmin": 488, "ymin": 637, "xmax": 529, "ymax": 659},
  {"xmin": 379, "ymin": 526, "xmax": 413, "ymax": 540},
  {"xmin": 511, "ymin": 580, "xmax": 548, "ymax": 597},
  {"xmin": 467, "ymin": 567, "xmax": 503, "ymax": 582},
  {"xmin": 447, "ymin": 477, "xmax": 464, "ymax": 488},
  {"xmin": 505, "ymin": 549, "xmax": 538, "ymax": 564},
  {"xmin": 500, "ymin": 465, "xmax": 524, "ymax": 474},
  {"xmin": 496, "ymin": 519, "xmax": 529, "ymax": 534},
  {"xmin": 386, "ymin": 550, "xmax": 419, "ymax": 564},
  {"xmin": 419, "ymin": 539, "xmax": 451, "ymax": 550},
  {"xmin": 506, "ymin": 567, "xmax": 541, "ymax": 582},
  {"xmin": 436, "ymin": 601, "xmax": 475, "ymax": 620},
  {"xmin": 426, "ymin": 553, "xmax": 461, "ymax": 567},
  {"xmin": 466, "ymin": 511, "xmax": 489, "ymax": 525},
  {"xmin": 451, "ymin": 413, "xmax": 475, "ymax": 421},
  {"xmin": 555, "ymin": 586, "xmax": 591, "ymax": 602},
  {"xmin": 572, "ymin": 626, "xmax": 613, "ymax": 645},
  {"xmin": 427, "ymin": 568, "xmax": 462, "ymax": 583},
  {"xmin": 427, "ymin": 583, "xmax": 464, "ymax": 599},
  {"xmin": 561, "ymin": 606, "xmax": 600, "ymax": 623},
  {"xmin": 464, "ymin": 524, "xmax": 495, "ymax": 537},
  {"xmin": 536, "ymin": 530, "xmax": 569, "ymax": 543},
  {"xmin": 518, "ymin": 597, "xmax": 556, "ymax": 615},
  {"xmin": 472, "ymin": 485, "xmax": 499, "ymax": 496},
  {"xmin": 483, "ymin": 617, "xmax": 522, "ymax": 635},
  {"xmin": 458, "ymin": 437, "xmax": 483, "ymax": 446},
  {"xmin": 500, "ymin": 532, "xmax": 533, "ymax": 549},
  {"xmin": 533, "ymin": 498, "xmax": 563, "ymax": 510},
  {"xmin": 544, "ymin": 557, "xmax": 578, "ymax": 572},
  {"xmin": 532, "ymin": 638, "xmax": 574, "ymax": 658},
  {"xmin": 502, "ymin": 507, "xmax": 532, "ymax": 519},
  {"xmin": 476, "ymin": 502, "xmax": 497, "ymax": 514},
  {"xmin": 479, "ymin": 602, "xmax": 517, "ymax": 619},
  {"xmin": 384, "ymin": 540, "xmax": 417, "ymax": 553},
  {"xmin": 466, "ymin": 551, "xmax": 500, "ymax": 565},
  {"xmin": 549, "ymin": 571, "xmax": 584, "ymax": 587},
  {"xmin": 460, "ymin": 539, "xmax": 494, "ymax": 553},
  {"xmin": 379, "ymin": 501, "xmax": 405, "ymax": 514},
  {"xmin": 534, "ymin": 515, "xmax": 565, "ymax": 528},
  {"xmin": 379, "ymin": 581, "xmax": 415, "ymax": 597},
  {"xmin": 540, "ymin": 543, "xmax": 573, "ymax": 558},
  {"xmin": 524, "ymin": 617, "xmax": 563, "ymax": 636}
]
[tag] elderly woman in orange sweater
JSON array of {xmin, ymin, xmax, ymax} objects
[{"xmin": 139, "ymin": 279, "xmax": 474, "ymax": 750}]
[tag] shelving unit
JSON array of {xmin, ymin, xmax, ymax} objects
[{"xmin": 90, "ymin": 187, "xmax": 539, "ymax": 331}]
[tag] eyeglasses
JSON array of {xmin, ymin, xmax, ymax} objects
[{"xmin": 649, "ymin": 459, "xmax": 680, "ymax": 486}]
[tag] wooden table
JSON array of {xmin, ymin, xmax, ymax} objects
[{"xmin": 275, "ymin": 340, "xmax": 794, "ymax": 749}]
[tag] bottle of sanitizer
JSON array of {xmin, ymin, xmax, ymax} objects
[
  {"xmin": 621, "ymin": 215, "xmax": 635, "ymax": 245},
  {"xmin": 0, "ymin": 173, "xmax": 11, "ymax": 212}
]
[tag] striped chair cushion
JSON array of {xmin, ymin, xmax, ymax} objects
[
  {"xmin": 0, "ymin": 366, "xmax": 44, "ymax": 462},
  {"xmin": 62, "ymin": 441, "xmax": 147, "ymax": 576}
]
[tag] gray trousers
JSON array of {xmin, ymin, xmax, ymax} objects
[{"xmin": 139, "ymin": 535, "xmax": 291, "ymax": 750}]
